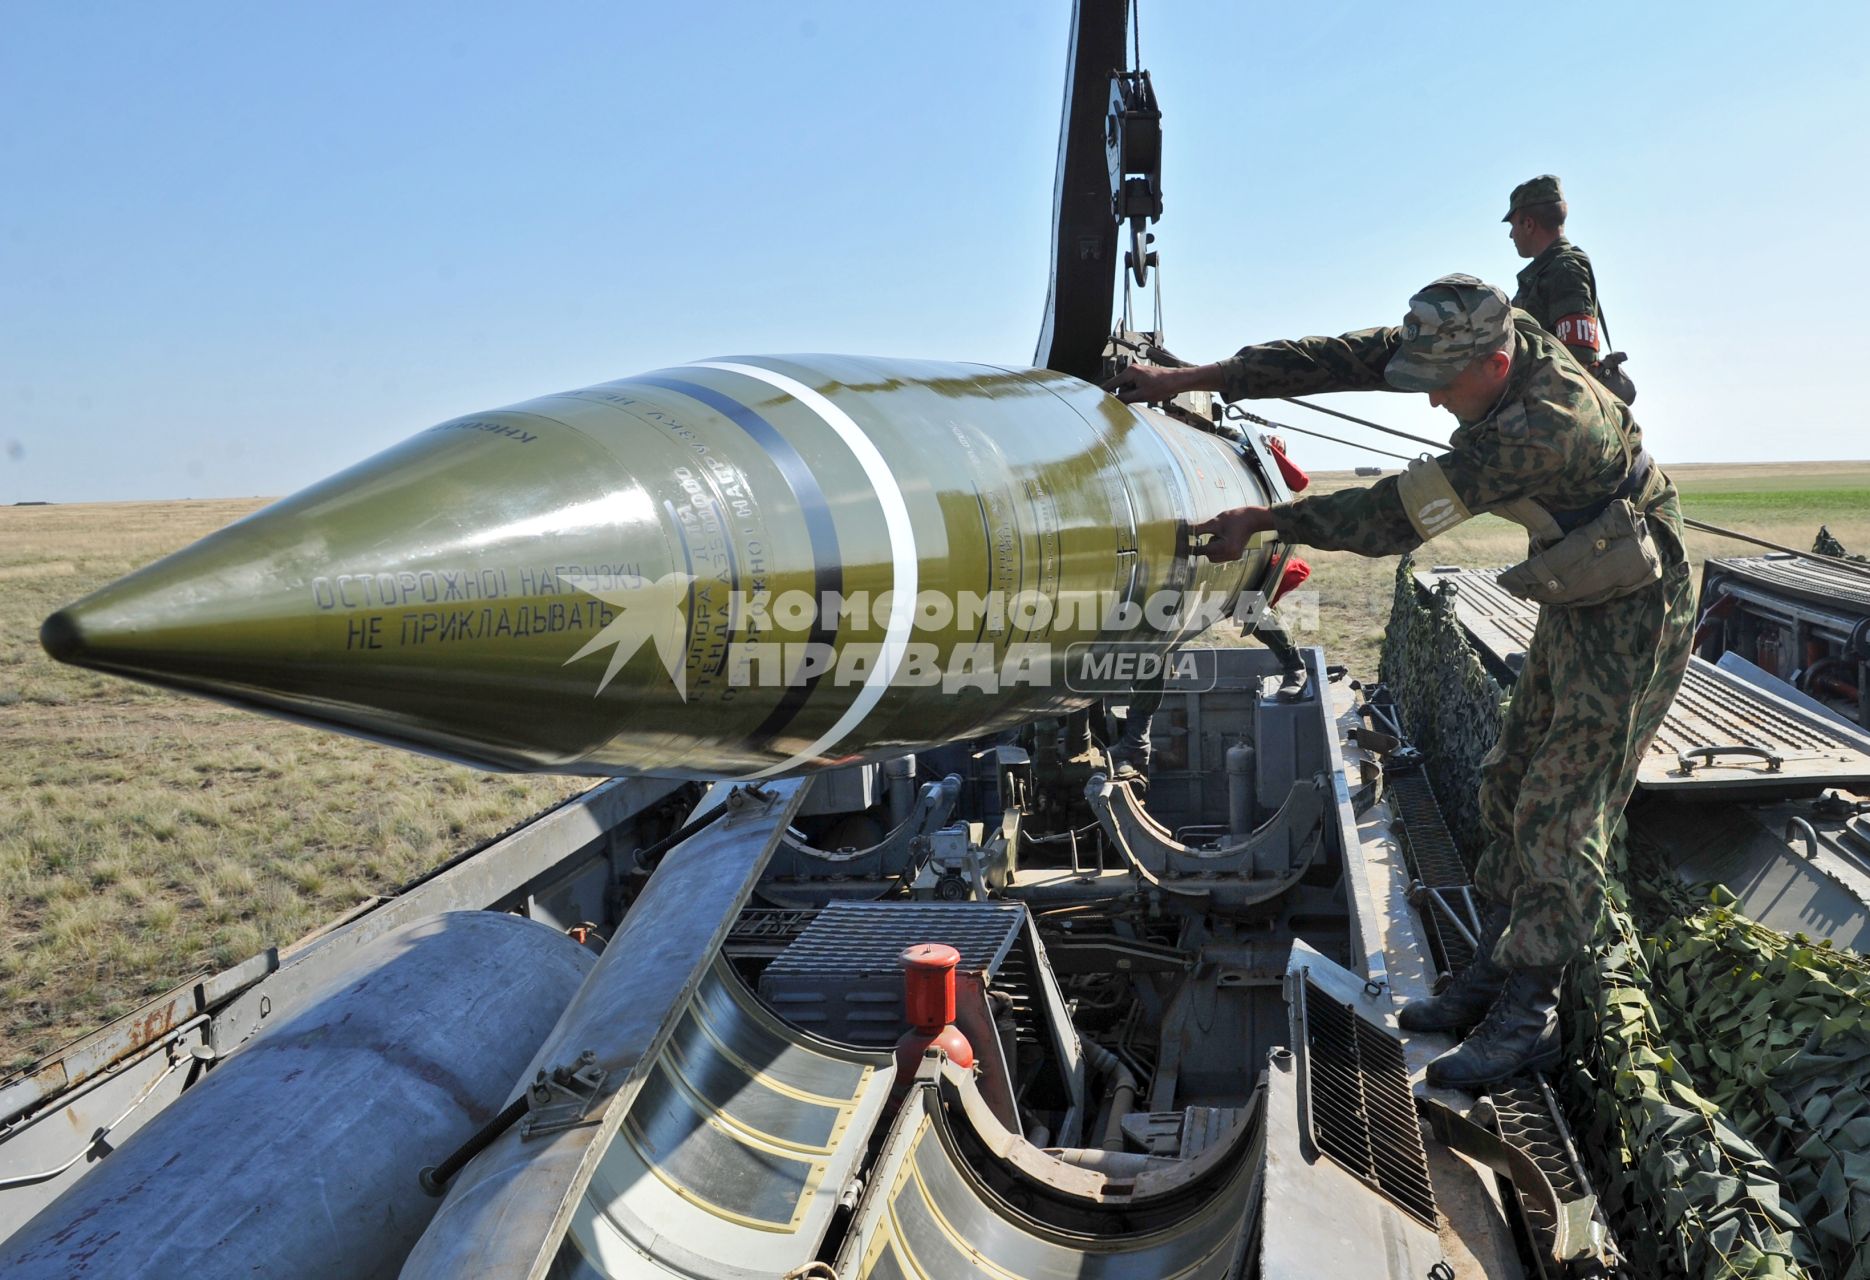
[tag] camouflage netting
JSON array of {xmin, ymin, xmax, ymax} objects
[
  {"xmin": 1564, "ymin": 875, "xmax": 1814, "ymax": 1279},
  {"xmin": 1378, "ymin": 557, "xmax": 1818, "ymax": 1277},
  {"xmin": 1644, "ymin": 890, "xmax": 1870, "ymax": 1279},
  {"xmin": 1377, "ymin": 555, "xmax": 1506, "ymax": 871},
  {"xmin": 1814, "ymin": 525, "xmax": 1867, "ymax": 563}
]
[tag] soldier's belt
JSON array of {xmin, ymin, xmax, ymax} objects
[{"xmin": 1545, "ymin": 448, "xmax": 1653, "ymax": 535}]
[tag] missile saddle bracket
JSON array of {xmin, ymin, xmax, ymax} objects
[
  {"xmin": 1086, "ymin": 772, "xmax": 1327, "ymax": 910},
  {"xmin": 759, "ymin": 776, "xmax": 963, "ymax": 907}
]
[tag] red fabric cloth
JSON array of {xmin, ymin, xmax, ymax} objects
[
  {"xmin": 1265, "ymin": 436, "xmax": 1310, "ymax": 492},
  {"xmin": 1270, "ymin": 556, "xmax": 1311, "ymax": 605}
]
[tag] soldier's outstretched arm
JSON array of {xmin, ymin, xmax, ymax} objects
[
  {"xmin": 1271, "ymin": 478, "xmax": 1422, "ymax": 558},
  {"xmin": 1217, "ymin": 327, "xmax": 1406, "ymax": 401},
  {"xmin": 1107, "ymin": 326, "xmax": 1405, "ymax": 405},
  {"xmin": 1190, "ymin": 478, "xmax": 1422, "ymax": 563},
  {"xmin": 1275, "ymin": 402, "xmax": 1575, "ymax": 558}
]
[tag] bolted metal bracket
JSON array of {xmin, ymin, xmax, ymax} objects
[{"xmin": 520, "ymin": 1050, "xmax": 608, "ymax": 1139}]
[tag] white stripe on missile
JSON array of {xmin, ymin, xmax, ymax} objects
[{"xmin": 689, "ymin": 361, "xmax": 919, "ymax": 778}]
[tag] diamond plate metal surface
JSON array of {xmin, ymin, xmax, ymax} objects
[{"xmin": 1490, "ymin": 1077, "xmax": 1608, "ymax": 1279}]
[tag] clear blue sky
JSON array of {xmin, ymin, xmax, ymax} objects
[{"xmin": 3, "ymin": 2, "xmax": 1865, "ymax": 503}]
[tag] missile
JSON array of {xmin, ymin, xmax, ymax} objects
[{"xmin": 41, "ymin": 356, "xmax": 1284, "ymax": 779}]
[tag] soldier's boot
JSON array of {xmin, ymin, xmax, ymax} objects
[
  {"xmin": 1397, "ymin": 899, "xmax": 1509, "ymax": 1036},
  {"xmin": 1274, "ymin": 662, "xmax": 1308, "ymax": 703},
  {"xmin": 1424, "ymin": 966, "xmax": 1564, "ymax": 1092},
  {"xmin": 1106, "ymin": 729, "xmax": 1151, "ymax": 791}
]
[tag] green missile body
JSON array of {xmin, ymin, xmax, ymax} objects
[{"xmin": 41, "ymin": 357, "xmax": 1284, "ymax": 779}]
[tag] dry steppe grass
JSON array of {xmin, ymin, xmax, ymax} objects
[
  {"xmin": 3, "ymin": 464, "xmax": 1868, "ymax": 1069},
  {"xmin": 1, "ymin": 499, "xmax": 586, "ymax": 1070}
]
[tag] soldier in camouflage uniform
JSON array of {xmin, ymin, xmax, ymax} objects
[
  {"xmin": 1505, "ymin": 175, "xmax": 1604, "ymax": 370},
  {"xmin": 1110, "ymin": 274, "xmax": 1695, "ymax": 1089}
]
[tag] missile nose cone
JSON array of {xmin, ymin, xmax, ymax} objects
[
  {"xmin": 39, "ymin": 608, "xmax": 86, "ymax": 664},
  {"xmin": 35, "ymin": 396, "xmax": 694, "ymax": 774}
]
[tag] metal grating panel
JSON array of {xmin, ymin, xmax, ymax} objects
[
  {"xmin": 1416, "ymin": 567, "xmax": 1870, "ymax": 796},
  {"xmin": 759, "ymin": 902, "xmax": 1028, "ymax": 1047},
  {"xmin": 1386, "ymin": 770, "xmax": 1476, "ymax": 975},
  {"xmin": 1298, "ymin": 978, "xmax": 1438, "ymax": 1229},
  {"xmin": 1654, "ymin": 662, "xmax": 1854, "ymax": 755},
  {"xmin": 1491, "ymin": 1077, "xmax": 1612, "ymax": 1279},
  {"xmin": 725, "ymin": 907, "xmax": 819, "ymax": 957},
  {"xmin": 1387, "ymin": 771, "xmax": 1470, "ymax": 889},
  {"xmin": 761, "ymin": 901, "xmax": 1026, "ymax": 977}
]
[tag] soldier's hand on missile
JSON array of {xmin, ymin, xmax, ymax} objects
[
  {"xmin": 1190, "ymin": 506, "xmax": 1276, "ymax": 563},
  {"xmin": 1104, "ymin": 362, "xmax": 1184, "ymax": 404}
]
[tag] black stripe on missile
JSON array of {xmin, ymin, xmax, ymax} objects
[{"xmin": 636, "ymin": 376, "xmax": 841, "ymax": 749}]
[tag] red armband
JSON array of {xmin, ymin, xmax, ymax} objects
[{"xmin": 1553, "ymin": 313, "xmax": 1600, "ymax": 351}]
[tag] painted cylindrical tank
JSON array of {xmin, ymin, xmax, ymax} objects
[
  {"xmin": 1226, "ymin": 741, "xmax": 1257, "ymax": 838},
  {"xmin": 0, "ymin": 911, "xmax": 594, "ymax": 1280},
  {"xmin": 42, "ymin": 357, "xmax": 1283, "ymax": 779}
]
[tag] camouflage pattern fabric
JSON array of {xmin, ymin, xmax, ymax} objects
[
  {"xmin": 1229, "ymin": 314, "xmax": 1667, "ymax": 558},
  {"xmin": 1475, "ymin": 504, "xmax": 1696, "ymax": 968},
  {"xmin": 1216, "ymin": 274, "xmax": 1516, "ymax": 404},
  {"xmin": 1387, "ymin": 274, "xmax": 1515, "ymax": 391},
  {"xmin": 1814, "ymin": 525, "xmax": 1866, "ymax": 562},
  {"xmin": 1216, "ymin": 323, "xmax": 1399, "ymax": 404},
  {"xmin": 1504, "ymin": 173, "xmax": 1565, "ymax": 220},
  {"xmin": 1230, "ymin": 306, "xmax": 1689, "ymax": 969},
  {"xmin": 1385, "ymin": 564, "xmax": 1815, "ymax": 1277},
  {"xmin": 1512, "ymin": 237, "xmax": 1601, "ymax": 358}
]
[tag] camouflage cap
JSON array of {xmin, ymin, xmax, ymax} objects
[
  {"xmin": 1503, "ymin": 174, "xmax": 1564, "ymax": 221},
  {"xmin": 1383, "ymin": 274, "xmax": 1513, "ymax": 393}
]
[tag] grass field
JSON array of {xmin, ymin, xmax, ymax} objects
[
  {"xmin": 3, "ymin": 463, "xmax": 1868, "ymax": 1069},
  {"xmin": 0, "ymin": 500, "xmax": 587, "ymax": 1070}
]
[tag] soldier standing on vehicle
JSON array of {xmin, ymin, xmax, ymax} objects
[
  {"xmin": 1505, "ymin": 175, "xmax": 1599, "ymax": 361},
  {"xmin": 1107, "ymin": 274, "xmax": 1694, "ymax": 1089}
]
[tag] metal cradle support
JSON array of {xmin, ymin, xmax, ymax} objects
[
  {"xmin": 758, "ymin": 775, "xmax": 962, "ymax": 906},
  {"xmin": 1085, "ymin": 772, "xmax": 1327, "ymax": 912}
]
